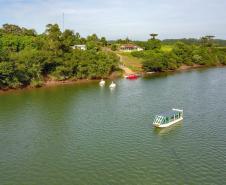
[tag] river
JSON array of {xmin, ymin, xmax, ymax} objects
[{"xmin": 0, "ymin": 68, "xmax": 226, "ymax": 184}]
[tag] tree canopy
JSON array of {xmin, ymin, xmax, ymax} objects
[
  {"xmin": 131, "ymin": 34, "xmax": 226, "ymax": 72},
  {"xmin": 0, "ymin": 24, "xmax": 119, "ymax": 89}
]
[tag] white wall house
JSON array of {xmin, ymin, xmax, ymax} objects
[
  {"xmin": 120, "ymin": 44, "xmax": 143, "ymax": 52},
  {"xmin": 72, "ymin": 45, "xmax": 87, "ymax": 50}
]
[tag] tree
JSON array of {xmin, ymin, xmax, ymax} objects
[
  {"xmin": 74, "ymin": 32, "xmax": 82, "ymax": 44},
  {"xmin": 142, "ymin": 52, "xmax": 166, "ymax": 72},
  {"xmin": 172, "ymin": 42, "xmax": 193, "ymax": 65},
  {"xmin": 44, "ymin": 24, "xmax": 62, "ymax": 55},
  {"xmin": 2, "ymin": 24, "xmax": 22, "ymax": 35},
  {"xmin": 100, "ymin": 37, "xmax": 108, "ymax": 46},
  {"xmin": 1, "ymin": 24, "xmax": 37, "ymax": 36},
  {"xmin": 200, "ymin": 35, "xmax": 215, "ymax": 47},
  {"xmin": 0, "ymin": 23, "xmax": 120, "ymax": 89},
  {"xmin": 145, "ymin": 39, "xmax": 161, "ymax": 50},
  {"xmin": 150, "ymin": 33, "xmax": 158, "ymax": 40},
  {"xmin": 0, "ymin": 61, "xmax": 20, "ymax": 88},
  {"xmin": 144, "ymin": 33, "xmax": 161, "ymax": 50},
  {"xmin": 87, "ymin": 34, "xmax": 99, "ymax": 42},
  {"xmin": 111, "ymin": 44, "xmax": 117, "ymax": 51},
  {"xmin": 61, "ymin": 29, "xmax": 75, "ymax": 52}
]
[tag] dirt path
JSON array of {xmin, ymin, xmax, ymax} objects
[{"xmin": 117, "ymin": 54, "xmax": 135, "ymax": 75}]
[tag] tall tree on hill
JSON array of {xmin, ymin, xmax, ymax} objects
[
  {"xmin": 145, "ymin": 33, "xmax": 161, "ymax": 50},
  {"xmin": 150, "ymin": 33, "xmax": 158, "ymax": 40},
  {"xmin": 200, "ymin": 35, "xmax": 215, "ymax": 47}
]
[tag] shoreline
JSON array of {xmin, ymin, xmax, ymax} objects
[
  {"xmin": 0, "ymin": 79, "xmax": 99, "ymax": 94},
  {"xmin": 143, "ymin": 64, "xmax": 225, "ymax": 76},
  {"xmin": 0, "ymin": 65, "xmax": 225, "ymax": 94}
]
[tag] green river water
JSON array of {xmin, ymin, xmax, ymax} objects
[{"xmin": 0, "ymin": 68, "xmax": 226, "ymax": 185}]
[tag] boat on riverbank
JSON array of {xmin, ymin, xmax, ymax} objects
[
  {"xmin": 153, "ymin": 109, "xmax": 183, "ymax": 128},
  {"xmin": 125, "ymin": 74, "xmax": 139, "ymax": 80}
]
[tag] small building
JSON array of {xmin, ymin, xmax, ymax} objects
[
  {"xmin": 72, "ymin": 45, "xmax": 86, "ymax": 50},
  {"xmin": 120, "ymin": 44, "xmax": 143, "ymax": 52}
]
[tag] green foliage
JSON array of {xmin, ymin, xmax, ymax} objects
[
  {"xmin": 111, "ymin": 44, "xmax": 117, "ymax": 51},
  {"xmin": 162, "ymin": 38, "xmax": 226, "ymax": 47},
  {"xmin": 1, "ymin": 24, "xmax": 36, "ymax": 36},
  {"xmin": 0, "ymin": 24, "xmax": 119, "ymax": 89},
  {"xmin": 141, "ymin": 51, "xmax": 178, "ymax": 72},
  {"xmin": 131, "ymin": 51, "xmax": 145, "ymax": 58},
  {"xmin": 0, "ymin": 61, "xmax": 20, "ymax": 88},
  {"xmin": 138, "ymin": 40, "xmax": 226, "ymax": 72},
  {"xmin": 172, "ymin": 42, "xmax": 193, "ymax": 65},
  {"xmin": 145, "ymin": 39, "xmax": 161, "ymax": 50},
  {"xmin": 142, "ymin": 51, "xmax": 166, "ymax": 72},
  {"xmin": 100, "ymin": 37, "xmax": 108, "ymax": 46},
  {"xmin": 86, "ymin": 41, "xmax": 100, "ymax": 51}
]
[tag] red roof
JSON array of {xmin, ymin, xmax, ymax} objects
[{"xmin": 120, "ymin": 44, "xmax": 138, "ymax": 49}]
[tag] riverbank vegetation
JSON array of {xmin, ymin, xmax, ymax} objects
[
  {"xmin": 1, "ymin": 23, "xmax": 226, "ymax": 90},
  {"xmin": 114, "ymin": 34, "xmax": 226, "ymax": 72},
  {"xmin": 0, "ymin": 24, "xmax": 119, "ymax": 89}
]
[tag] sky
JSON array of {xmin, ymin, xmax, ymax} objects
[{"xmin": 0, "ymin": 0, "xmax": 226, "ymax": 40}]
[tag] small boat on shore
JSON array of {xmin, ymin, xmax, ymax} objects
[
  {"xmin": 109, "ymin": 81, "xmax": 116, "ymax": 89},
  {"xmin": 99, "ymin": 79, "xmax": 105, "ymax": 86},
  {"xmin": 125, "ymin": 74, "xmax": 139, "ymax": 80},
  {"xmin": 153, "ymin": 109, "xmax": 183, "ymax": 128}
]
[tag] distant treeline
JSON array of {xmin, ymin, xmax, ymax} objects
[
  {"xmin": 0, "ymin": 24, "xmax": 119, "ymax": 89},
  {"xmin": 110, "ymin": 37, "xmax": 226, "ymax": 47},
  {"xmin": 161, "ymin": 38, "xmax": 226, "ymax": 46}
]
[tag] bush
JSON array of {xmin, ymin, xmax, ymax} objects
[
  {"xmin": 111, "ymin": 44, "xmax": 117, "ymax": 51},
  {"xmin": 131, "ymin": 51, "xmax": 145, "ymax": 58}
]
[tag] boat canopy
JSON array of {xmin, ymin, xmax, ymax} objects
[
  {"xmin": 153, "ymin": 109, "xmax": 183, "ymax": 125},
  {"xmin": 157, "ymin": 110, "xmax": 180, "ymax": 118}
]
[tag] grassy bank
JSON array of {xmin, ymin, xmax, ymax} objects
[{"xmin": 116, "ymin": 52, "xmax": 143, "ymax": 73}]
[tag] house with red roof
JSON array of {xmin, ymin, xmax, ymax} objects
[{"xmin": 120, "ymin": 44, "xmax": 143, "ymax": 52}]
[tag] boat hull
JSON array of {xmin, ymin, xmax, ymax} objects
[
  {"xmin": 153, "ymin": 117, "xmax": 183, "ymax": 128},
  {"xmin": 125, "ymin": 74, "xmax": 139, "ymax": 80}
]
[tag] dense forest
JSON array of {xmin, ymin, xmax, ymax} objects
[{"xmin": 0, "ymin": 24, "xmax": 119, "ymax": 89}]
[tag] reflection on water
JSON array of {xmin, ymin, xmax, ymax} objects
[{"xmin": 153, "ymin": 121, "xmax": 183, "ymax": 136}]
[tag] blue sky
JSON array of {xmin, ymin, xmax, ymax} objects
[{"xmin": 0, "ymin": 0, "xmax": 226, "ymax": 40}]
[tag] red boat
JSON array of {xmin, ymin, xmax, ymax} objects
[{"xmin": 126, "ymin": 74, "xmax": 139, "ymax": 80}]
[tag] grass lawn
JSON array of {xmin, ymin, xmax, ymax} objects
[
  {"xmin": 161, "ymin": 45, "xmax": 173, "ymax": 52},
  {"xmin": 116, "ymin": 45, "xmax": 174, "ymax": 72},
  {"xmin": 117, "ymin": 52, "xmax": 143, "ymax": 72}
]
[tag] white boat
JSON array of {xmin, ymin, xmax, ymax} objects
[
  {"xmin": 109, "ymin": 81, "xmax": 116, "ymax": 89},
  {"xmin": 153, "ymin": 109, "xmax": 183, "ymax": 128},
  {"xmin": 99, "ymin": 79, "xmax": 105, "ymax": 86}
]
